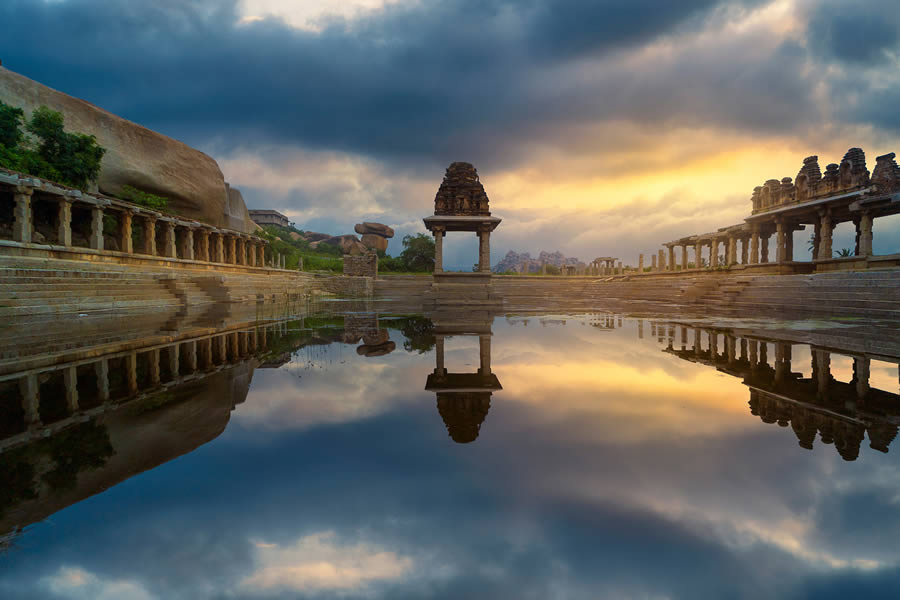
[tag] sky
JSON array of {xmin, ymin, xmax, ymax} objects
[{"xmin": 1, "ymin": 0, "xmax": 900, "ymax": 266}]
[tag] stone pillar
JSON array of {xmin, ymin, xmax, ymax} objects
[
  {"xmin": 258, "ymin": 244, "xmax": 266, "ymax": 267},
  {"xmin": 247, "ymin": 241, "xmax": 256, "ymax": 267},
  {"xmin": 775, "ymin": 220, "xmax": 785, "ymax": 264},
  {"xmin": 13, "ymin": 184, "xmax": 33, "ymax": 243},
  {"xmin": 57, "ymin": 197, "xmax": 74, "ymax": 246},
  {"xmin": 814, "ymin": 349, "xmax": 831, "ymax": 401},
  {"xmin": 855, "ymin": 356, "xmax": 870, "ymax": 400},
  {"xmin": 148, "ymin": 349, "xmax": 161, "ymax": 385},
  {"xmin": 817, "ymin": 213, "xmax": 833, "ymax": 260},
  {"xmin": 709, "ymin": 331, "xmax": 718, "ymax": 360},
  {"xmin": 213, "ymin": 233, "xmax": 224, "ymax": 263},
  {"xmin": 20, "ymin": 374, "xmax": 40, "ymax": 426},
  {"xmin": 183, "ymin": 341, "xmax": 198, "ymax": 372},
  {"xmin": 435, "ymin": 335, "xmax": 445, "ymax": 374},
  {"xmin": 749, "ymin": 339, "xmax": 758, "ymax": 371},
  {"xmin": 478, "ymin": 229, "xmax": 491, "ymax": 273},
  {"xmin": 638, "ymin": 254, "xmax": 644, "ymax": 273},
  {"xmin": 694, "ymin": 242, "xmax": 702, "ymax": 268},
  {"xmin": 760, "ymin": 234, "xmax": 770, "ymax": 263},
  {"xmin": 658, "ymin": 249, "xmax": 665, "ymax": 272},
  {"xmin": 774, "ymin": 342, "xmax": 786, "ymax": 385},
  {"xmin": 479, "ymin": 334, "xmax": 492, "ymax": 375},
  {"xmin": 227, "ymin": 235, "xmax": 236, "ymax": 264},
  {"xmin": 433, "ymin": 227, "xmax": 445, "ymax": 273},
  {"xmin": 668, "ymin": 246, "xmax": 676, "ymax": 271},
  {"xmin": 198, "ymin": 229, "xmax": 210, "ymax": 262},
  {"xmin": 710, "ymin": 240, "xmax": 719, "ymax": 268},
  {"xmin": 118, "ymin": 209, "xmax": 134, "ymax": 254},
  {"xmin": 182, "ymin": 227, "xmax": 195, "ymax": 260},
  {"xmin": 784, "ymin": 227, "xmax": 793, "ymax": 262},
  {"xmin": 651, "ymin": 254, "xmax": 657, "ymax": 271},
  {"xmin": 143, "ymin": 216, "xmax": 157, "ymax": 255},
  {"xmin": 168, "ymin": 344, "xmax": 180, "ymax": 378},
  {"xmin": 726, "ymin": 335, "xmax": 736, "ymax": 365},
  {"xmin": 750, "ymin": 229, "xmax": 760, "ymax": 265},
  {"xmin": 727, "ymin": 236, "xmax": 737, "ymax": 266},
  {"xmin": 694, "ymin": 328, "xmax": 703, "ymax": 356},
  {"xmin": 64, "ymin": 366, "xmax": 79, "ymax": 413},
  {"xmin": 681, "ymin": 245, "xmax": 688, "ymax": 270},
  {"xmin": 859, "ymin": 213, "xmax": 873, "ymax": 257},
  {"xmin": 741, "ymin": 237, "xmax": 749, "ymax": 264},
  {"xmin": 95, "ymin": 359, "xmax": 110, "ymax": 402},
  {"xmin": 90, "ymin": 205, "xmax": 105, "ymax": 250},
  {"xmin": 164, "ymin": 221, "xmax": 177, "ymax": 258},
  {"xmin": 124, "ymin": 352, "xmax": 138, "ymax": 395}
]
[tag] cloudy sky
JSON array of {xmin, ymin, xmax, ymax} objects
[{"xmin": 2, "ymin": 0, "xmax": 900, "ymax": 266}]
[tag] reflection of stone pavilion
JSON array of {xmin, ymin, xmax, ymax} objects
[
  {"xmin": 423, "ymin": 163, "xmax": 502, "ymax": 305},
  {"xmin": 425, "ymin": 311, "xmax": 502, "ymax": 443}
]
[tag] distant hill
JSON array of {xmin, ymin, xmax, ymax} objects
[{"xmin": 493, "ymin": 250, "xmax": 584, "ymax": 273}]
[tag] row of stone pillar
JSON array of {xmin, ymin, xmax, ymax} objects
[
  {"xmin": 9, "ymin": 183, "xmax": 285, "ymax": 268},
  {"xmin": 12, "ymin": 326, "xmax": 277, "ymax": 430}
]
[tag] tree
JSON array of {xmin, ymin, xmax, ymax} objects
[
  {"xmin": 0, "ymin": 102, "xmax": 105, "ymax": 191},
  {"xmin": 835, "ymin": 248, "xmax": 853, "ymax": 258},
  {"xmin": 399, "ymin": 233, "xmax": 435, "ymax": 272}
]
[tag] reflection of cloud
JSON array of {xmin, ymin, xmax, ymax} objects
[
  {"xmin": 43, "ymin": 567, "xmax": 154, "ymax": 600},
  {"xmin": 241, "ymin": 532, "xmax": 413, "ymax": 592}
]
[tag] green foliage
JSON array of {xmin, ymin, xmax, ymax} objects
[
  {"xmin": 0, "ymin": 102, "xmax": 24, "ymax": 149},
  {"xmin": 259, "ymin": 226, "xmax": 343, "ymax": 272},
  {"xmin": 0, "ymin": 102, "xmax": 105, "ymax": 190},
  {"xmin": 119, "ymin": 185, "xmax": 168, "ymax": 210},
  {"xmin": 398, "ymin": 233, "xmax": 435, "ymax": 272},
  {"xmin": 835, "ymin": 248, "xmax": 853, "ymax": 258}
]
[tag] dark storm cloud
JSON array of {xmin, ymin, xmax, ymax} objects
[
  {"xmin": 0, "ymin": 0, "xmax": 792, "ymax": 172},
  {"xmin": 807, "ymin": 0, "xmax": 900, "ymax": 65}
]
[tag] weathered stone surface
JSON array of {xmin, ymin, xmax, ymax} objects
[
  {"xmin": 343, "ymin": 253, "xmax": 378, "ymax": 276},
  {"xmin": 0, "ymin": 67, "xmax": 255, "ymax": 232},
  {"xmin": 354, "ymin": 222, "xmax": 394, "ymax": 238},
  {"xmin": 361, "ymin": 233, "xmax": 389, "ymax": 252},
  {"xmin": 289, "ymin": 231, "xmax": 304, "ymax": 241},
  {"xmin": 224, "ymin": 184, "xmax": 259, "ymax": 233},
  {"xmin": 304, "ymin": 231, "xmax": 332, "ymax": 242},
  {"xmin": 356, "ymin": 341, "xmax": 396, "ymax": 357},
  {"xmin": 322, "ymin": 234, "xmax": 368, "ymax": 255}
]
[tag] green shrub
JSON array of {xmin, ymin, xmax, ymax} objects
[{"xmin": 119, "ymin": 185, "xmax": 168, "ymax": 210}]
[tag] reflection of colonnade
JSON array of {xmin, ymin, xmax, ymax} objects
[
  {"xmin": 0, "ymin": 321, "xmax": 298, "ymax": 450},
  {"xmin": 654, "ymin": 323, "xmax": 900, "ymax": 461},
  {"xmin": 425, "ymin": 312, "xmax": 501, "ymax": 443}
]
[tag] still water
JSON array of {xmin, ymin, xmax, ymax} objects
[{"xmin": 1, "ymin": 308, "xmax": 899, "ymax": 599}]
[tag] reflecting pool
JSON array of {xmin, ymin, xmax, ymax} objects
[{"xmin": 1, "ymin": 308, "xmax": 899, "ymax": 599}]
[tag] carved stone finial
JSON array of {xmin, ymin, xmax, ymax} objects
[{"xmin": 872, "ymin": 152, "xmax": 900, "ymax": 193}]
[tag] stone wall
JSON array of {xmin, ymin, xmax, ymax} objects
[
  {"xmin": 343, "ymin": 253, "xmax": 378, "ymax": 277},
  {"xmin": 321, "ymin": 275, "xmax": 374, "ymax": 297}
]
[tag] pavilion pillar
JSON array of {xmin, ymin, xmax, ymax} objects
[
  {"xmin": 168, "ymin": 344, "xmax": 180, "ymax": 378},
  {"xmin": 258, "ymin": 244, "xmax": 266, "ymax": 267},
  {"xmin": 198, "ymin": 229, "xmax": 210, "ymax": 262},
  {"xmin": 148, "ymin": 349, "xmax": 161, "ymax": 386},
  {"xmin": 90, "ymin": 205, "xmax": 105, "ymax": 250},
  {"xmin": 694, "ymin": 242, "xmax": 702, "ymax": 268},
  {"xmin": 57, "ymin": 197, "xmax": 74, "ymax": 247},
  {"xmin": 651, "ymin": 254, "xmax": 657, "ymax": 271},
  {"xmin": 20, "ymin": 374, "xmax": 40, "ymax": 426},
  {"xmin": 855, "ymin": 356, "xmax": 870, "ymax": 400},
  {"xmin": 710, "ymin": 240, "xmax": 718, "ymax": 268},
  {"xmin": 183, "ymin": 341, "xmax": 198, "ymax": 373},
  {"xmin": 774, "ymin": 342, "xmax": 787, "ymax": 385},
  {"xmin": 64, "ymin": 366, "xmax": 79, "ymax": 413},
  {"xmin": 750, "ymin": 229, "xmax": 760, "ymax": 264},
  {"xmin": 727, "ymin": 236, "xmax": 737, "ymax": 266},
  {"xmin": 213, "ymin": 233, "xmax": 224, "ymax": 263},
  {"xmin": 164, "ymin": 221, "xmax": 177, "ymax": 258},
  {"xmin": 760, "ymin": 234, "xmax": 770, "ymax": 263},
  {"xmin": 741, "ymin": 237, "xmax": 749, "ymax": 264},
  {"xmin": 784, "ymin": 227, "xmax": 793, "ymax": 262},
  {"xmin": 227, "ymin": 235, "xmax": 237, "ymax": 264},
  {"xmin": 143, "ymin": 216, "xmax": 157, "ymax": 255},
  {"xmin": 817, "ymin": 212, "xmax": 833, "ymax": 260},
  {"xmin": 859, "ymin": 213, "xmax": 873, "ymax": 257},
  {"xmin": 638, "ymin": 254, "xmax": 644, "ymax": 273},
  {"xmin": 668, "ymin": 246, "xmax": 676, "ymax": 272},
  {"xmin": 658, "ymin": 249, "xmax": 665, "ymax": 272},
  {"xmin": 95, "ymin": 359, "xmax": 110, "ymax": 402},
  {"xmin": 681, "ymin": 245, "xmax": 688, "ymax": 270},
  {"xmin": 694, "ymin": 328, "xmax": 702, "ymax": 356},
  {"xmin": 814, "ymin": 349, "xmax": 831, "ymax": 401},
  {"xmin": 118, "ymin": 209, "xmax": 134, "ymax": 254},
  {"xmin": 125, "ymin": 352, "xmax": 138, "ymax": 395},
  {"xmin": 435, "ymin": 335, "xmax": 445, "ymax": 374},
  {"xmin": 433, "ymin": 227, "xmax": 445, "ymax": 273},
  {"xmin": 478, "ymin": 229, "xmax": 491, "ymax": 273},
  {"xmin": 479, "ymin": 334, "xmax": 492, "ymax": 375},
  {"xmin": 181, "ymin": 227, "xmax": 195, "ymax": 260},
  {"xmin": 13, "ymin": 184, "xmax": 33, "ymax": 243},
  {"xmin": 247, "ymin": 240, "xmax": 256, "ymax": 267}
]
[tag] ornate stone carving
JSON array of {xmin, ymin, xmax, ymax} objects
[
  {"xmin": 839, "ymin": 147, "xmax": 869, "ymax": 191},
  {"xmin": 872, "ymin": 152, "xmax": 900, "ymax": 194},
  {"xmin": 434, "ymin": 162, "xmax": 490, "ymax": 216}
]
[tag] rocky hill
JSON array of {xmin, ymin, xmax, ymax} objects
[{"xmin": 493, "ymin": 250, "xmax": 584, "ymax": 273}]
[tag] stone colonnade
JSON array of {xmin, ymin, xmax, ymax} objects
[{"xmin": 1, "ymin": 173, "xmax": 292, "ymax": 269}]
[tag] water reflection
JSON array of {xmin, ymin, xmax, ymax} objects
[{"xmin": 1, "ymin": 309, "xmax": 899, "ymax": 598}]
